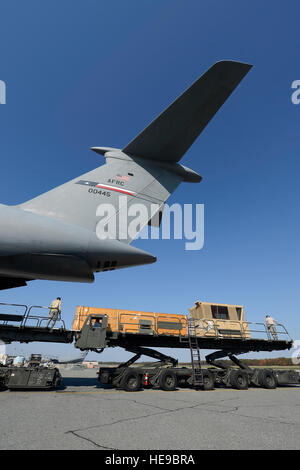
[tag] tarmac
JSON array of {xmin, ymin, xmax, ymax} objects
[{"xmin": 1, "ymin": 367, "xmax": 300, "ymax": 450}]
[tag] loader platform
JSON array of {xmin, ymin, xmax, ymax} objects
[
  {"xmin": 0, "ymin": 303, "xmax": 73, "ymax": 344},
  {"xmin": 106, "ymin": 331, "xmax": 293, "ymax": 354},
  {"xmin": 0, "ymin": 303, "xmax": 293, "ymax": 356}
]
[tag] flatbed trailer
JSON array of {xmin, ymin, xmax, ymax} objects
[{"xmin": 0, "ymin": 302, "xmax": 298, "ymax": 392}]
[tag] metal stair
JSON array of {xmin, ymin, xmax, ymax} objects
[{"xmin": 188, "ymin": 318, "xmax": 203, "ymax": 387}]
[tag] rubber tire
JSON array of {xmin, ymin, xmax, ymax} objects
[
  {"xmin": 257, "ymin": 369, "xmax": 277, "ymax": 389},
  {"xmin": 120, "ymin": 370, "xmax": 141, "ymax": 392},
  {"xmin": 229, "ymin": 370, "xmax": 249, "ymax": 390},
  {"xmin": 99, "ymin": 371, "xmax": 110, "ymax": 384},
  {"xmin": 159, "ymin": 370, "xmax": 177, "ymax": 391},
  {"xmin": 202, "ymin": 370, "xmax": 215, "ymax": 390},
  {"xmin": 53, "ymin": 376, "xmax": 61, "ymax": 389}
]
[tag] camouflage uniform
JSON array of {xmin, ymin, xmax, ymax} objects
[
  {"xmin": 46, "ymin": 299, "xmax": 62, "ymax": 329},
  {"xmin": 266, "ymin": 316, "xmax": 278, "ymax": 340}
]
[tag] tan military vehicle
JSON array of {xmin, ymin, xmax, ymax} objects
[
  {"xmin": 73, "ymin": 301, "xmax": 250, "ymax": 340},
  {"xmin": 189, "ymin": 301, "xmax": 250, "ymax": 338},
  {"xmin": 72, "ymin": 306, "xmax": 189, "ymax": 337}
]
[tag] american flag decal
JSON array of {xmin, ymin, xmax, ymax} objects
[{"xmin": 117, "ymin": 174, "xmax": 130, "ymax": 181}]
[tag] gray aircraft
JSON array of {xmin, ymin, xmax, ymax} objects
[
  {"xmin": 47, "ymin": 351, "xmax": 88, "ymax": 365},
  {"xmin": 0, "ymin": 60, "xmax": 251, "ymax": 290}
]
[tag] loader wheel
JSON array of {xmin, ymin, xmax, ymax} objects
[
  {"xmin": 53, "ymin": 376, "xmax": 61, "ymax": 389},
  {"xmin": 52, "ymin": 370, "xmax": 61, "ymax": 389},
  {"xmin": 120, "ymin": 370, "xmax": 141, "ymax": 392},
  {"xmin": 159, "ymin": 370, "xmax": 177, "ymax": 391},
  {"xmin": 229, "ymin": 370, "xmax": 249, "ymax": 390},
  {"xmin": 258, "ymin": 369, "xmax": 277, "ymax": 389},
  {"xmin": 202, "ymin": 370, "xmax": 214, "ymax": 390}
]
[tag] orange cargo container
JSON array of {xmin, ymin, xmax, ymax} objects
[{"xmin": 72, "ymin": 306, "xmax": 188, "ymax": 337}]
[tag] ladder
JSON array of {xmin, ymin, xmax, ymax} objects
[{"xmin": 188, "ymin": 318, "xmax": 203, "ymax": 387}]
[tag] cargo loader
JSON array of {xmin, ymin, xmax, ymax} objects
[
  {"xmin": 0, "ymin": 301, "xmax": 298, "ymax": 391},
  {"xmin": 71, "ymin": 302, "xmax": 299, "ymax": 391}
]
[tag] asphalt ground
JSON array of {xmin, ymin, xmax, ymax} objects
[{"xmin": 0, "ymin": 368, "xmax": 300, "ymax": 450}]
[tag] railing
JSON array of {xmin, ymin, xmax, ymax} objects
[
  {"xmin": 189, "ymin": 318, "xmax": 292, "ymax": 342},
  {"xmin": 0, "ymin": 303, "xmax": 66, "ymax": 330},
  {"xmin": 0, "ymin": 302, "xmax": 28, "ymax": 325},
  {"xmin": 263, "ymin": 322, "xmax": 293, "ymax": 342},
  {"xmin": 22, "ymin": 305, "xmax": 66, "ymax": 329}
]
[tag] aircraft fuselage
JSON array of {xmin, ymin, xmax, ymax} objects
[{"xmin": 0, "ymin": 204, "xmax": 156, "ymax": 283}]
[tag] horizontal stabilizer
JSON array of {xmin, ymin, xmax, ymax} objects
[{"xmin": 123, "ymin": 61, "xmax": 252, "ymax": 162}]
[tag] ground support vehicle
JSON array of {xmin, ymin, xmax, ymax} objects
[
  {"xmin": 0, "ymin": 302, "xmax": 298, "ymax": 392},
  {"xmin": 0, "ymin": 364, "xmax": 61, "ymax": 391}
]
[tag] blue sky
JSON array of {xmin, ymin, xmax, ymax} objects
[{"xmin": 1, "ymin": 0, "xmax": 300, "ymax": 361}]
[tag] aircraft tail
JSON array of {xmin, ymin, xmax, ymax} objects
[
  {"xmin": 19, "ymin": 61, "xmax": 251, "ymax": 242},
  {"xmin": 123, "ymin": 60, "xmax": 252, "ymax": 162}
]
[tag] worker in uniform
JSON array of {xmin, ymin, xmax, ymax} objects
[
  {"xmin": 265, "ymin": 315, "xmax": 280, "ymax": 340},
  {"xmin": 93, "ymin": 318, "xmax": 102, "ymax": 328},
  {"xmin": 46, "ymin": 297, "xmax": 62, "ymax": 329}
]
